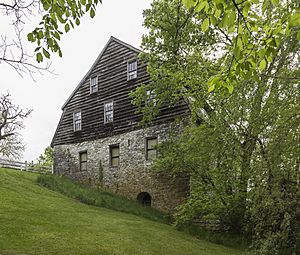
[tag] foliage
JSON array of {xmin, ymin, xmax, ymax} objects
[
  {"xmin": 0, "ymin": 0, "xmax": 102, "ymax": 76},
  {"xmin": 36, "ymin": 146, "xmax": 53, "ymax": 167},
  {"xmin": 154, "ymin": 72, "xmax": 300, "ymax": 252},
  {"xmin": 132, "ymin": 0, "xmax": 300, "ymax": 254},
  {"xmin": 27, "ymin": 0, "xmax": 101, "ymax": 62},
  {"xmin": 37, "ymin": 173, "xmax": 167, "ymax": 223},
  {"xmin": 0, "ymin": 168, "xmax": 245, "ymax": 255},
  {"xmin": 131, "ymin": 0, "xmax": 300, "ymax": 111},
  {"xmin": 182, "ymin": 0, "xmax": 300, "ymax": 92},
  {"xmin": 0, "ymin": 93, "xmax": 32, "ymax": 158},
  {"xmin": 131, "ymin": 0, "xmax": 217, "ymax": 122}
]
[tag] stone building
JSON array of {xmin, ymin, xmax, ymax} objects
[{"xmin": 51, "ymin": 37, "xmax": 189, "ymax": 212}]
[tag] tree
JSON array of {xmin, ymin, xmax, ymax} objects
[
  {"xmin": 0, "ymin": 93, "xmax": 32, "ymax": 158},
  {"xmin": 0, "ymin": 0, "xmax": 102, "ymax": 77},
  {"xmin": 36, "ymin": 146, "xmax": 53, "ymax": 167},
  {"xmin": 131, "ymin": 0, "xmax": 300, "ymax": 254},
  {"xmin": 181, "ymin": 0, "xmax": 300, "ymax": 92}
]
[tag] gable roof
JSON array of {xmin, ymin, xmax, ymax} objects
[{"xmin": 61, "ymin": 36, "xmax": 141, "ymax": 110}]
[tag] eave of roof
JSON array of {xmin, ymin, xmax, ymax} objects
[{"xmin": 61, "ymin": 36, "xmax": 141, "ymax": 110}]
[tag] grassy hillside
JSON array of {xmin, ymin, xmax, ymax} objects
[
  {"xmin": 0, "ymin": 168, "xmax": 245, "ymax": 255},
  {"xmin": 37, "ymin": 174, "xmax": 167, "ymax": 223}
]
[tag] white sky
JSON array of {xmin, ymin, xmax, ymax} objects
[{"xmin": 0, "ymin": 0, "xmax": 152, "ymax": 161}]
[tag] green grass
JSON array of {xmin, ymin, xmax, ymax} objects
[
  {"xmin": 0, "ymin": 168, "xmax": 245, "ymax": 255},
  {"xmin": 177, "ymin": 224, "xmax": 250, "ymax": 250},
  {"xmin": 36, "ymin": 174, "xmax": 167, "ymax": 223},
  {"xmin": 37, "ymin": 174, "xmax": 248, "ymax": 250}
]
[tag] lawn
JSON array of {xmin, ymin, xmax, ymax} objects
[{"xmin": 0, "ymin": 168, "xmax": 245, "ymax": 255}]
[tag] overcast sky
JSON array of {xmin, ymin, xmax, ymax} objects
[{"xmin": 0, "ymin": 0, "xmax": 152, "ymax": 161}]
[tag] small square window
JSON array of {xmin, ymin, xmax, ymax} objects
[
  {"xmin": 146, "ymin": 137, "xmax": 158, "ymax": 160},
  {"xmin": 73, "ymin": 111, "xmax": 81, "ymax": 131},
  {"xmin": 110, "ymin": 145, "xmax": 120, "ymax": 167},
  {"xmin": 79, "ymin": 151, "xmax": 87, "ymax": 171},
  {"xmin": 90, "ymin": 76, "xmax": 98, "ymax": 94},
  {"xmin": 104, "ymin": 101, "xmax": 113, "ymax": 123},
  {"xmin": 127, "ymin": 60, "xmax": 137, "ymax": 80}
]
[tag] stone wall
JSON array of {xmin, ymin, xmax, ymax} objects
[{"xmin": 53, "ymin": 122, "xmax": 189, "ymax": 212}]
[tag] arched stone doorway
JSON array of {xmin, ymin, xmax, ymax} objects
[{"xmin": 137, "ymin": 192, "xmax": 151, "ymax": 207}]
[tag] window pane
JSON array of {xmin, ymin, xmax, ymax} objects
[
  {"xmin": 104, "ymin": 102, "xmax": 114, "ymax": 123},
  {"xmin": 128, "ymin": 70, "xmax": 137, "ymax": 80},
  {"xmin": 91, "ymin": 77, "xmax": 98, "ymax": 86},
  {"xmin": 147, "ymin": 138, "xmax": 157, "ymax": 149},
  {"xmin": 105, "ymin": 112, "xmax": 113, "ymax": 123},
  {"xmin": 91, "ymin": 85, "xmax": 98, "ymax": 93},
  {"xmin": 105, "ymin": 102, "xmax": 113, "ymax": 111},
  {"xmin": 111, "ymin": 147, "xmax": 119, "ymax": 157},
  {"xmin": 129, "ymin": 61, "xmax": 137, "ymax": 71},
  {"xmin": 74, "ymin": 111, "xmax": 82, "ymax": 131},
  {"xmin": 80, "ymin": 152, "xmax": 87, "ymax": 161},
  {"xmin": 74, "ymin": 122, "xmax": 81, "ymax": 131},
  {"xmin": 74, "ymin": 111, "xmax": 81, "ymax": 120},
  {"xmin": 111, "ymin": 157, "xmax": 119, "ymax": 167},
  {"xmin": 128, "ymin": 61, "xmax": 137, "ymax": 80},
  {"xmin": 147, "ymin": 149, "xmax": 157, "ymax": 160},
  {"xmin": 81, "ymin": 162, "xmax": 87, "ymax": 171}
]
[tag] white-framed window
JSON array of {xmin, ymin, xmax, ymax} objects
[
  {"xmin": 90, "ymin": 76, "xmax": 98, "ymax": 94},
  {"xmin": 104, "ymin": 101, "xmax": 113, "ymax": 123},
  {"xmin": 146, "ymin": 137, "xmax": 158, "ymax": 160},
  {"xmin": 127, "ymin": 60, "xmax": 137, "ymax": 80},
  {"xmin": 146, "ymin": 90, "xmax": 157, "ymax": 106},
  {"xmin": 73, "ymin": 110, "xmax": 81, "ymax": 131}
]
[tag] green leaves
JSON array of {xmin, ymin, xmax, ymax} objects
[
  {"xmin": 29, "ymin": 0, "xmax": 102, "ymax": 63},
  {"xmin": 227, "ymin": 10, "xmax": 236, "ymax": 27},
  {"xmin": 65, "ymin": 23, "xmax": 70, "ymax": 33},
  {"xmin": 36, "ymin": 52, "xmax": 43, "ymax": 63},
  {"xmin": 43, "ymin": 48, "xmax": 50, "ymax": 59},
  {"xmin": 208, "ymin": 84, "xmax": 215, "ymax": 93},
  {"xmin": 182, "ymin": 0, "xmax": 194, "ymax": 9},
  {"xmin": 90, "ymin": 8, "xmax": 95, "ymax": 18},
  {"xmin": 195, "ymin": 1, "xmax": 208, "ymax": 12},
  {"xmin": 259, "ymin": 59, "xmax": 267, "ymax": 71},
  {"xmin": 289, "ymin": 13, "xmax": 300, "ymax": 27},
  {"xmin": 270, "ymin": 0, "xmax": 279, "ymax": 5},
  {"xmin": 181, "ymin": 0, "xmax": 300, "ymax": 92},
  {"xmin": 53, "ymin": 31, "xmax": 61, "ymax": 40},
  {"xmin": 27, "ymin": 33, "xmax": 34, "ymax": 42},
  {"xmin": 201, "ymin": 18, "xmax": 209, "ymax": 32},
  {"xmin": 225, "ymin": 83, "xmax": 234, "ymax": 94},
  {"xmin": 75, "ymin": 18, "xmax": 80, "ymax": 26}
]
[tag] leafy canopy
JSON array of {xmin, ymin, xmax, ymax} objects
[
  {"xmin": 27, "ymin": 0, "xmax": 102, "ymax": 63},
  {"xmin": 134, "ymin": 0, "xmax": 300, "ymax": 254},
  {"xmin": 182, "ymin": 0, "xmax": 300, "ymax": 92}
]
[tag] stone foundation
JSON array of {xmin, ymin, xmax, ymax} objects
[{"xmin": 53, "ymin": 122, "xmax": 189, "ymax": 212}]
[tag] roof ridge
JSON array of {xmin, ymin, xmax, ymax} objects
[
  {"xmin": 61, "ymin": 36, "xmax": 141, "ymax": 110},
  {"xmin": 110, "ymin": 36, "xmax": 142, "ymax": 52}
]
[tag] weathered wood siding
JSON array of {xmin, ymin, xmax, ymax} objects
[{"xmin": 51, "ymin": 37, "xmax": 188, "ymax": 146}]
